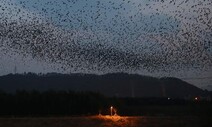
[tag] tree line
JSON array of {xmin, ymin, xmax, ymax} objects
[
  {"xmin": 0, "ymin": 90, "xmax": 117, "ymax": 117},
  {"xmin": 0, "ymin": 89, "xmax": 211, "ymax": 117}
]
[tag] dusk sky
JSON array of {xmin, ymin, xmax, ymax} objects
[{"xmin": 0, "ymin": 0, "xmax": 211, "ymax": 90}]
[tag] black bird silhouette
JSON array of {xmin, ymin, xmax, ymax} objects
[{"xmin": 0, "ymin": 0, "xmax": 211, "ymax": 74}]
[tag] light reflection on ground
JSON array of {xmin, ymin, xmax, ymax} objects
[
  {"xmin": 98, "ymin": 115, "xmax": 125, "ymax": 121},
  {"xmin": 0, "ymin": 115, "xmax": 211, "ymax": 127},
  {"xmin": 94, "ymin": 115, "xmax": 140, "ymax": 127}
]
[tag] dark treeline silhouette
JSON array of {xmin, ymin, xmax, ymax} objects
[
  {"xmin": 0, "ymin": 90, "xmax": 212, "ymax": 117},
  {"xmin": 0, "ymin": 90, "xmax": 110, "ymax": 117}
]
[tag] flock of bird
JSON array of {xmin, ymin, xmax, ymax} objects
[{"xmin": 0, "ymin": 0, "xmax": 211, "ymax": 74}]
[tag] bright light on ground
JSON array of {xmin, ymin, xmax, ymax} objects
[
  {"xmin": 98, "ymin": 115, "xmax": 124, "ymax": 122},
  {"xmin": 95, "ymin": 115, "xmax": 133, "ymax": 126}
]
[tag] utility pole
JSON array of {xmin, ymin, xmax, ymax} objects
[
  {"xmin": 131, "ymin": 80, "xmax": 135, "ymax": 98},
  {"xmin": 161, "ymin": 81, "xmax": 166, "ymax": 97}
]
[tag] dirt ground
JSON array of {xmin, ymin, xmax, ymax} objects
[{"xmin": 0, "ymin": 115, "xmax": 211, "ymax": 127}]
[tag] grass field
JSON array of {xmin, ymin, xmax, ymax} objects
[{"xmin": 0, "ymin": 115, "xmax": 211, "ymax": 127}]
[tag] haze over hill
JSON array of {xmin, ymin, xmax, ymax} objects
[{"xmin": 0, "ymin": 73, "xmax": 207, "ymax": 98}]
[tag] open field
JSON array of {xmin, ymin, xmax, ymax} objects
[{"xmin": 0, "ymin": 115, "xmax": 211, "ymax": 127}]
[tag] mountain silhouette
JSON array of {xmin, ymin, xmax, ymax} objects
[{"xmin": 0, "ymin": 73, "xmax": 207, "ymax": 98}]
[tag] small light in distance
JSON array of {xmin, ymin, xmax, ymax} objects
[{"xmin": 110, "ymin": 106, "xmax": 113, "ymax": 116}]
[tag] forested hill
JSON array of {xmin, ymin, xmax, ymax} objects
[{"xmin": 0, "ymin": 73, "xmax": 207, "ymax": 98}]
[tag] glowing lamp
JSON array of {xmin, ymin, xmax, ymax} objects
[{"xmin": 110, "ymin": 106, "xmax": 113, "ymax": 116}]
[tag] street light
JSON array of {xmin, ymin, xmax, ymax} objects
[{"xmin": 110, "ymin": 106, "xmax": 113, "ymax": 116}]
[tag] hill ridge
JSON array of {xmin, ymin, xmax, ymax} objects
[{"xmin": 0, "ymin": 73, "xmax": 207, "ymax": 98}]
